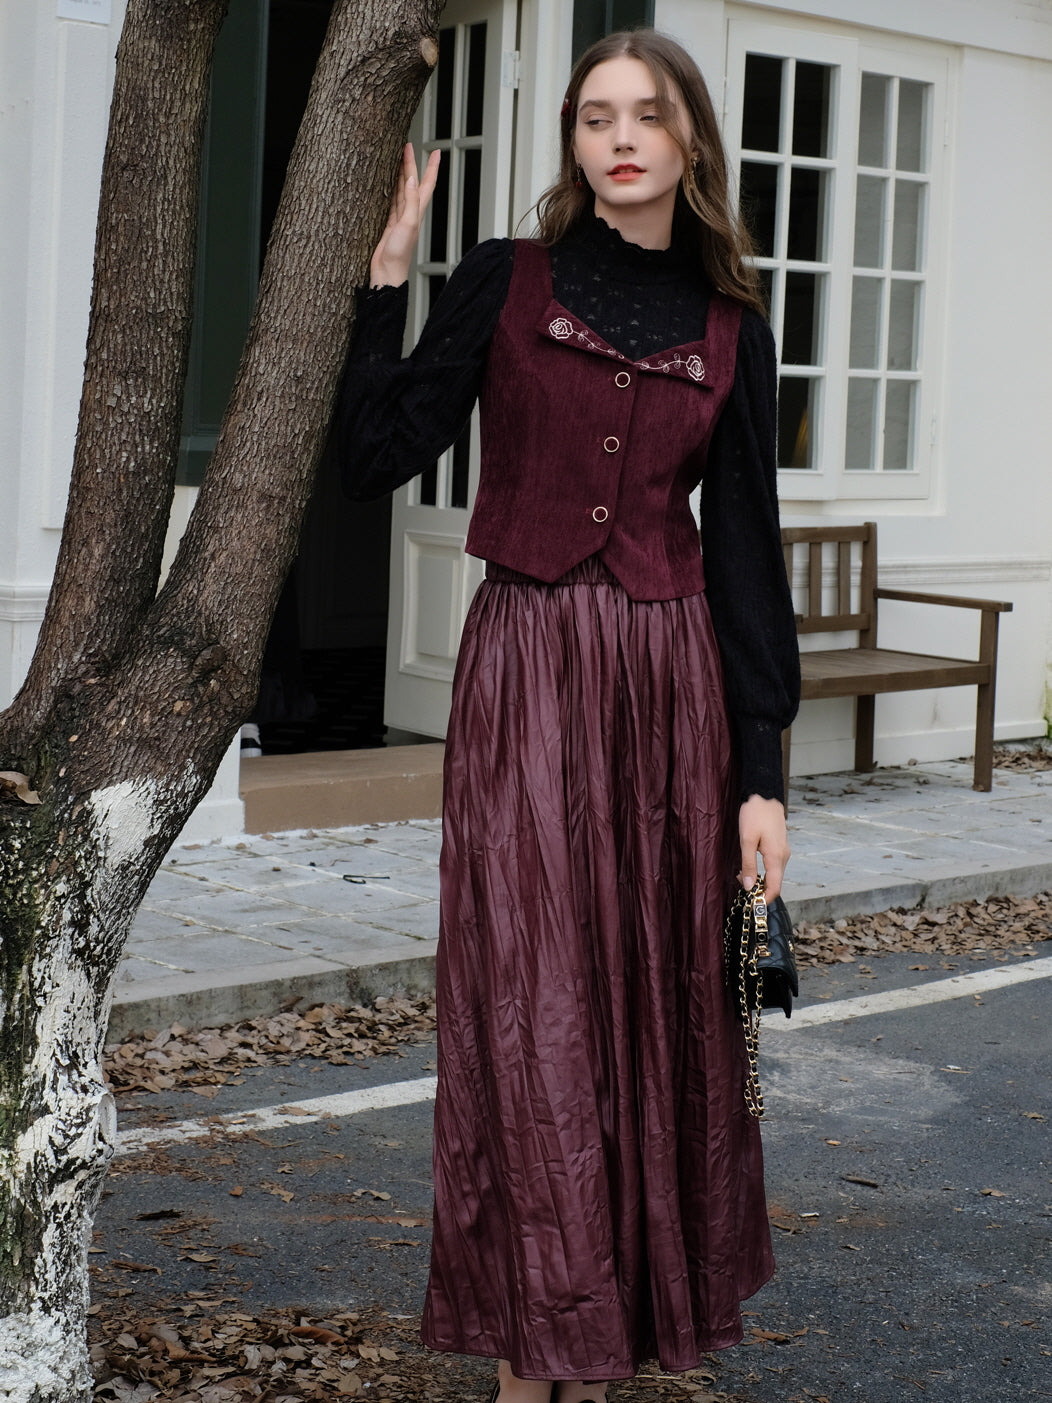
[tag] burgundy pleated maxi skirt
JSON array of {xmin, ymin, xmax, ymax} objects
[{"xmin": 421, "ymin": 556, "xmax": 774, "ymax": 1382}]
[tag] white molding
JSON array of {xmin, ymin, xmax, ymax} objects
[
  {"xmin": 879, "ymin": 556, "xmax": 1052, "ymax": 587},
  {"xmin": 0, "ymin": 584, "xmax": 52, "ymax": 623},
  {"xmin": 788, "ymin": 554, "xmax": 1052, "ymax": 590}
]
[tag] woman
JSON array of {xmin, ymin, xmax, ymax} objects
[{"xmin": 339, "ymin": 29, "xmax": 800, "ymax": 1403}]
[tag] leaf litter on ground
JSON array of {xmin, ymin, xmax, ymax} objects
[
  {"xmin": 89, "ymin": 1301, "xmax": 762, "ymax": 1402},
  {"xmin": 792, "ymin": 889, "xmax": 1052, "ymax": 967},
  {"xmin": 104, "ymin": 995, "xmax": 436, "ymax": 1095}
]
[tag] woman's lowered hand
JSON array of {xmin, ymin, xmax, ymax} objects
[
  {"xmin": 738, "ymin": 794, "xmax": 790, "ymax": 900},
  {"xmin": 370, "ymin": 143, "xmax": 442, "ymax": 289}
]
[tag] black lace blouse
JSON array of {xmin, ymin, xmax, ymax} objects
[{"xmin": 337, "ymin": 209, "xmax": 800, "ymax": 803}]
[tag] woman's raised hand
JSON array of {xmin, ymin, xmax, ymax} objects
[{"xmin": 369, "ymin": 143, "xmax": 442, "ymax": 289}]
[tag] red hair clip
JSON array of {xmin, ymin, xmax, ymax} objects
[{"xmin": 560, "ymin": 98, "xmax": 572, "ymax": 119}]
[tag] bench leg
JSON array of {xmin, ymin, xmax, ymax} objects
[
  {"xmin": 973, "ymin": 610, "xmax": 1001, "ymax": 791},
  {"xmin": 781, "ymin": 727, "xmax": 792, "ymax": 812},
  {"xmin": 854, "ymin": 694, "xmax": 876, "ymax": 773},
  {"xmin": 973, "ymin": 681, "xmax": 995, "ymax": 791}
]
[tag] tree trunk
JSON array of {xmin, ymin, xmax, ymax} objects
[{"xmin": 0, "ymin": 1, "xmax": 443, "ymax": 1396}]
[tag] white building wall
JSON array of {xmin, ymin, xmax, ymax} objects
[
  {"xmin": 0, "ymin": 0, "xmax": 241, "ymax": 839},
  {"xmin": 1, "ymin": 2, "xmax": 118, "ymax": 706}
]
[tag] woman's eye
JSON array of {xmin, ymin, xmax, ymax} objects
[{"xmin": 640, "ymin": 113, "xmax": 659, "ymax": 123}]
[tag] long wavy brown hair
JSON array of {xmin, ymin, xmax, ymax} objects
[{"xmin": 533, "ymin": 29, "xmax": 765, "ymax": 317}]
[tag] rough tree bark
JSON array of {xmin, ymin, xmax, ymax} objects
[{"xmin": 0, "ymin": 0, "xmax": 443, "ymax": 1397}]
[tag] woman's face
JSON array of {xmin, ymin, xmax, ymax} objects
[{"xmin": 572, "ymin": 56, "xmax": 692, "ymax": 230}]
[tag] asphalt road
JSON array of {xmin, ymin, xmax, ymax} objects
[{"xmin": 96, "ymin": 945, "xmax": 1052, "ymax": 1402}]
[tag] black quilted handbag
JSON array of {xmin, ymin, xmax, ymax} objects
[{"xmin": 724, "ymin": 877, "xmax": 799, "ymax": 1117}]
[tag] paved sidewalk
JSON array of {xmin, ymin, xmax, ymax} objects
[{"xmin": 110, "ymin": 758, "xmax": 1052, "ymax": 1038}]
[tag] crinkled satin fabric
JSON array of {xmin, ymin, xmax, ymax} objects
[{"xmin": 421, "ymin": 557, "xmax": 774, "ymax": 1381}]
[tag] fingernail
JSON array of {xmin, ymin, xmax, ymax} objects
[{"xmin": 407, "ymin": 175, "xmax": 418, "ymax": 188}]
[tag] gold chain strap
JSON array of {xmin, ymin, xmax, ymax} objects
[{"xmin": 724, "ymin": 879, "xmax": 767, "ymax": 1119}]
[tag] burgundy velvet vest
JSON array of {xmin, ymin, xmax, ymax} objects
[{"xmin": 464, "ymin": 238, "xmax": 742, "ymax": 601}]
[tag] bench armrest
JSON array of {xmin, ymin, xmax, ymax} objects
[{"xmin": 874, "ymin": 587, "xmax": 1013, "ymax": 613}]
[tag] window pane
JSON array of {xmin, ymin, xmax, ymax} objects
[
  {"xmin": 418, "ymin": 463, "xmax": 438, "ymax": 505},
  {"xmin": 888, "ymin": 280, "xmax": 920, "ymax": 370},
  {"xmin": 741, "ymin": 161, "xmax": 778, "ymax": 258},
  {"xmin": 611, "ymin": 0, "xmax": 654, "ymax": 28},
  {"xmin": 434, "ymin": 27, "xmax": 455, "ymax": 141},
  {"xmin": 429, "ymin": 157, "xmax": 450, "ymax": 262},
  {"xmin": 892, "ymin": 180, "xmax": 924, "ymax": 271},
  {"xmin": 793, "ymin": 62, "xmax": 832, "ymax": 158},
  {"xmin": 883, "ymin": 380, "xmax": 915, "ymax": 470},
  {"xmin": 465, "ymin": 22, "xmax": 487, "ymax": 137},
  {"xmin": 573, "ymin": 0, "xmax": 655, "ymax": 56},
  {"xmin": 896, "ymin": 79, "xmax": 928, "ymax": 173},
  {"xmin": 787, "ymin": 167, "xmax": 827, "ymax": 261},
  {"xmin": 849, "ymin": 276, "xmax": 882, "ymax": 369},
  {"xmin": 742, "ymin": 54, "xmax": 783, "ymax": 151},
  {"xmin": 782, "ymin": 272, "xmax": 823, "ymax": 365},
  {"xmin": 758, "ymin": 265, "xmax": 775, "ymax": 317},
  {"xmin": 858, "ymin": 73, "xmax": 889, "ymax": 167},
  {"xmin": 450, "ymin": 424, "xmax": 470, "ymax": 509},
  {"xmin": 461, "ymin": 147, "xmax": 482, "ymax": 252},
  {"xmin": 778, "ymin": 377, "xmax": 816, "ymax": 468},
  {"xmin": 427, "ymin": 273, "xmax": 447, "ymax": 312},
  {"xmin": 854, "ymin": 174, "xmax": 886, "ymax": 267},
  {"xmin": 846, "ymin": 379, "xmax": 878, "ymax": 470}
]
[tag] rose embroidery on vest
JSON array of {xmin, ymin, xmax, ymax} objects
[
  {"xmin": 637, "ymin": 352, "xmax": 707, "ymax": 381},
  {"xmin": 549, "ymin": 317, "xmax": 574, "ymax": 339}
]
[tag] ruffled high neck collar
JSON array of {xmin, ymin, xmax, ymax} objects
[{"xmin": 562, "ymin": 205, "xmax": 697, "ymax": 283}]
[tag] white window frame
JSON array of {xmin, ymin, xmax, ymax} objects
[{"xmin": 724, "ymin": 16, "xmax": 953, "ymax": 504}]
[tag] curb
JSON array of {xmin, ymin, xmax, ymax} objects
[
  {"xmin": 786, "ymin": 857, "xmax": 1052, "ymax": 925},
  {"xmin": 108, "ymin": 950, "xmax": 437, "ymax": 1041}
]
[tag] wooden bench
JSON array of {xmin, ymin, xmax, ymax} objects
[{"xmin": 781, "ymin": 522, "xmax": 1013, "ymax": 795}]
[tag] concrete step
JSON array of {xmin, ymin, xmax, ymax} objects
[{"xmin": 239, "ymin": 744, "xmax": 444, "ymax": 833}]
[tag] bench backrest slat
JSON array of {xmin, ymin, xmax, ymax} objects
[{"xmin": 783, "ymin": 520, "xmax": 878, "ymax": 639}]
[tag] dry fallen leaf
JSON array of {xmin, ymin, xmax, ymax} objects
[
  {"xmin": 288, "ymin": 1325, "xmax": 346, "ymax": 1345},
  {"xmin": 0, "ymin": 770, "xmax": 41, "ymax": 804}
]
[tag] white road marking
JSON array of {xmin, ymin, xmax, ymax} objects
[
  {"xmin": 767, "ymin": 954, "xmax": 1052, "ymax": 1031},
  {"xmin": 115, "ymin": 955, "xmax": 1052, "ymax": 1156},
  {"xmin": 115, "ymin": 1075, "xmax": 437, "ymax": 1156}
]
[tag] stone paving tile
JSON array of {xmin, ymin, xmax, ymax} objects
[
  {"xmin": 150, "ymin": 890, "xmax": 309, "ymax": 927},
  {"xmin": 113, "ymin": 957, "xmax": 188, "ymax": 984},
  {"xmin": 126, "ymin": 931, "xmax": 289, "ymax": 973},
  {"xmin": 354, "ymin": 902, "xmax": 442, "ymax": 942},
  {"xmin": 269, "ymin": 879, "xmax": 431, "ymax": 921},
  {"xmin": 364, "ymin": 821, "xmax": 443, "ymax": 855},
  {"xmin": 129, "ymin": 909, "xmax": 204, "ymax": 940},
  {"xmin": 265, "ymin": 915, "xmax": 434, "ymax": 957},
  {"xmin": 862, "ymin": 832, "xmax": 1023, "ymax": 861}
]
